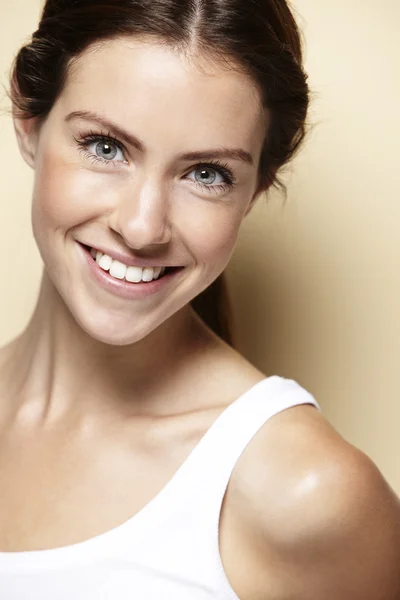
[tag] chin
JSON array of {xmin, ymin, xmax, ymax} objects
[
  {"xmin": 67, "ymin": 301, "xmax": 163, "ymax": 346},
  {"xmin": 60, "ymin": 283, "xmax": 193, "ymax": 347}
]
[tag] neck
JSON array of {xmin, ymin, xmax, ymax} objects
[{"xmin": 0, "ymin": 271, "xmax": 219, "ymax": 426}]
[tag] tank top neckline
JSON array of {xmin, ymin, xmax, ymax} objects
[{"xmin": 0, "ymin": 375, "xmax": 281, "ymax": 569}]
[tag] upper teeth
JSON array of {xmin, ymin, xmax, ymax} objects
[{"xmin": 91, "ymin": 248, "xmax": 166, "ymax": 282}]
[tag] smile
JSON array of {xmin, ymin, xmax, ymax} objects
[
  {"xmin": 89, "ymin": 247, "xmax": 167, "ymax": 284},
  {"xmin": 78, "ymin": 243, "xmax": 185, "ymax": 300}
]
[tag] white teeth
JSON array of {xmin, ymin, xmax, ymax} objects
[
  {"xmin": 98, "ymin": 254, "xmax": 113, "ymax": 271},
  {"xmin": 142, "ymin": 267, "xmax": 154, "ymax": 282},
  {"xmin": 109, "ymin": 260, "xmax": 127, "ymax": 280},
  {"xmin": 90, "ymin": 248, "xmax": 167, "ymax": 284},
  {"xmin": 125, "ymin": 266, "xmax": 143, "ymax": 283}
]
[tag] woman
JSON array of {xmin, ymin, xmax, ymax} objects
[{"xmin": 0, "ymin": 1, "xmax": 399, "ymax": 598}]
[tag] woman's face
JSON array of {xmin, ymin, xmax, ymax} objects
[{"xmin": 16, "ymin": 37, "xmax": 267, "ymax": 345}]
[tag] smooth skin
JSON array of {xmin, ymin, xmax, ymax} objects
[{"xmin": 0, "ymin": 37, "xmax": 399, "ymax": 599}]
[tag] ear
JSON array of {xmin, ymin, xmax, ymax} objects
[{"xmin": 13, "ymin": 113, "xmax": 40, "ymax": 169}]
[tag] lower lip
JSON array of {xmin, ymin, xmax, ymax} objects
[{"xmin": 78, "ymin": 243, "xmax": 185, "ymax": 300}]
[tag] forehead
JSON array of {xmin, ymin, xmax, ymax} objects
[{"xmin": 56, "ymin": 37, "xmax": 267, "ymax": 153}]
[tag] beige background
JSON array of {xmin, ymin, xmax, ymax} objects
[{"xmin": 1, "ymin": 1, "xmax": 399, "ymax": 493}]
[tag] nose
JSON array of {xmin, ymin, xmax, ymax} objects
[{"xmin": 108, "ymin": 177, "xmax": 172, "ymax": 250}]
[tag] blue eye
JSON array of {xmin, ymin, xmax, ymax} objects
[
  {"xmin": 190, "ymin": 167, "xmax": 224, "ymax": 185},
  {"xmin": 73, "ymin": 132, "xmax": 127, "ymax": 166},
  {"xmin": 90, "ymin": 140, "xmax": 124, "ymax": 162},
  {"xmin": 185, "ymin": 162, "xmax": 236, "ymax": 194}
]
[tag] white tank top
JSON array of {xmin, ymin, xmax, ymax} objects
[{"xmin": 0, "ymin": 375, "xmax": 321, "ymax": 599}]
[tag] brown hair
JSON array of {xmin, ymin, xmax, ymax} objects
[{"xmin": 7, "ymin": 0, "xmax": 310, "ymax": 347}]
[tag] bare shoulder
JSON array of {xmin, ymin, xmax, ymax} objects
[{"xmin": 224, "ymin": 400, "xmax": 400, "ymax": 600}]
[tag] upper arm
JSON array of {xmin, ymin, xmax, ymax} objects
[
  {"xmin": 267, "ymin": 448, "xmax": 400, "ymax": 600},
  {"xmin": 229, "ymin": 406, "xmax": 400, "ymax": 600}
]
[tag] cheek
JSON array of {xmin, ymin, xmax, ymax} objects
[
  {"xmin": 183, "ymin": 206, "xmax": 243, "ymax": 268},
  {"xmin": 31, "ymin": 147, "xmax": 116, "ymax": 237}
]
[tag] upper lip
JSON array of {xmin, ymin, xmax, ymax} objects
[{"xmin": 79, "ymin": 241, "xmax": 181, "ymax": 268}]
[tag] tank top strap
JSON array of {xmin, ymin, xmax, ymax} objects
[
  {"xmin": 143, "ymin": 374, "xmax": 322, "ymax": 596},
  {"xmin": 178, "ymin": 374, "xmax": 322, "ymax": 510}
]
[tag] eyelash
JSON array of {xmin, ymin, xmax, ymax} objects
[{"xmin": 73, "ymin": 130, "xmax": 237, "ymax": 194}]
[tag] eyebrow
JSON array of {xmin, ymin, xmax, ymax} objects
[{"xmin": 65, "ymin": 110, "xmax": 254, "ymax": 166}]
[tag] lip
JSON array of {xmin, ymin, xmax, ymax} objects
[
  {"xmin": 78, "ymin": 241, "xmax": 179, "ymax": 269},
  {"xmin": 77, "ymin": 242, "xmax": 185, "ymax": 300}
]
